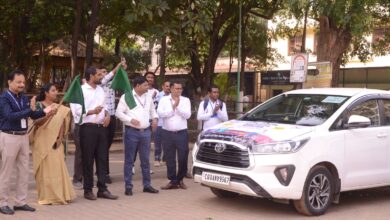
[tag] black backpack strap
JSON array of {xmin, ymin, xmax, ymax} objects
[{"xmin": 203, "ymin": 98, "xmax": 209, "ymax": 110}]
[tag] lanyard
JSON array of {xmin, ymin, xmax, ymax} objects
[
  {"xmin": 209, "ymin": 101, "xmax": 215, "ymax": 112},
  {"xmin": 7, "ymin": 91, "xmax": 23, "ymax": 110},
  {"xmin": 209, "ymin": 100, "xmax": 220, "ymax": 111},
  {"xmin": 135, "ymin": 94, "xmax": 146, "ymax": 108},
  {"xmin": 209, "ymin": 100, "xmax": 220, "ymax": 117}
]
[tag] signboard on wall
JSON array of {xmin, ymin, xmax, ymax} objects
[
  {"xmin": 261, "ymin": 71, "xmax": 291, "ymax": 85},
  {"xmin": 303, "ymin": 62, "xmax": 332, "ymax": 88},
  {"xmin": 290, "ymin": 53, "xmax": 308, "ymax": 83}
]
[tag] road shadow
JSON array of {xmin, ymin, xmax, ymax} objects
[{"xmin": 197, "ymin": 187, "xmax": 390, "ymax": 219}]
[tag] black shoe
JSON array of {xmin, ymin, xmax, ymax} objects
[
  {"xmin": 13, "ymin": 204, "xmax": 36, "ymax": 212},
  {"xmin": 161, "ymin": 183, "xmax": 179, "ymax": 190},
  {"xmin": 84, "ymin": 191, "xmax": 97, "ymax": 200},
  {"xmin": 0, "ymin": 206, "xmax": 14, "ymax": 215},
  {"xmin": 97, "ymin": 190, "xmax": 118, "ymax": 200},
  {"xmin": 143, "ymin": 186, "xmax": 159, "ymax": 194},
  {"xmin": 125, "ymin": 188, "xmax": 133, "ymax": 196},
  {"xmin": 178, "ymin": 181, "xmax": 188, "ymax": 190},
  {"xmin": 106, "ymin": 175, "xmax": 112, "ymax": 184}
]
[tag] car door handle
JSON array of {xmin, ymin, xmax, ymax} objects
[{"xmin": 377, "ymin": 133, "xmax": 388, "ymax": 138}]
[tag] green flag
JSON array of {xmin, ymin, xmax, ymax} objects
[
  {"xmin": 63, "ymin": 75, "xmax": 86, "ymax": 119},
  {"xmin": 110, "ymin": 66, "xmax": 137, "ymax": 109}
]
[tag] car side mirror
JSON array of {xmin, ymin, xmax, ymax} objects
[{"xmin": 345, "ymin": 115, "xmax": 371, "ymax": 129}]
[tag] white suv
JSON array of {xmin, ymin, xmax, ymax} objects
[{"xmin": 192, "ymin": 88, "xmax": 390, "ymax": 216}]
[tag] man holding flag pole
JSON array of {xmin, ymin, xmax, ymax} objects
[
  {"xmin": 99, "ymin": 59, "xmax": 127, "ymax": 184},
  {"xmin": 113, "ymin": 67, "xmax": 159, "ymax": 196},
  {"xmin": 66, "ymin": 66, "xmax": 118, "ymax": 201}
]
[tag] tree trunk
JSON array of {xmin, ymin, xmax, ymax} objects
[
  {"xmin": 293, "ymin": 3, "xmax": 309, "ymax": 90},
  {"xmin": 201, "ymin": 25, "xmax": 234, "ymax": 95},
  {"xmin": 202, "ymin": 53, "xmax": 218, "ymax": 95},
  {"xmin": 10, "ymin": 14, "xmax": 31, "ymax": 72},
  {"xmin": 115, "ymin": 37, "xmax": 121, "ymax": 56},
  {"xmin": 18, "ymin": 15, "xmax": 34, "ymax": 90},
  {"xmin": 159, "ymin": 35, "xmax": 167, "ymax": 81},
  {"xmin": 228, "ymin": 41, "xmax": 234, "ymax": 75},
  {"xmin": 85, "ymin": 0, "xmax": 100, "ymax": 68},
  {"xmin": 240, "ymin": 16, "xmax": 248, "ymax": 95},
  {"xmin": 189, "ymin": 2, "xmax": 255, "ymax": 96},
  {"xmin": 39, "ymin": 42, "xmax": 45, "ymax": 78},
  {"xmin": 189, "ymin": 41, "xmax": 202, "ymax": 96},
  {"xmin": 317, "ymin": 16, "xmax": 352, "ymax": 87},
  {"xmin": 199, "ymin": 5, "xmax": 246, "ymax": 96},
  {"xmin": 300, "ymin": 4, "xmax": 308, "ymax": 53},
  {"xmin": 71, "ymin": 0, "xmax": 82, "ymax": 80}
]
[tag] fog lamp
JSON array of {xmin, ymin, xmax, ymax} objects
[{"xmin": 274, "ymin": 165, "xmax": 295, "ymax": 186}]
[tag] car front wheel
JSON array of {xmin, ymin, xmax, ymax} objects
[{"xmin": 293, "ymin": 166, "xmax": 334, "ymax": 216}]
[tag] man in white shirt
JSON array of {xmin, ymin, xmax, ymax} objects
[
  {"xmin": 99, "ymin": 61, "xmax": 126, "ymax": 184},
  {"xmin": 116, "ymin": 76, "xmax": 159, "ymax": 196},
  {"xmin": 153, "ymin": 80, "xmax": 170, "ymax": 167},
  {"xmin": 197, "ymin": 85, "xmax": 228, "ymax": 130},
  {"xmin": 72, "ymin": 66, "xmax": 118, "ymax": 201},
  {"xmin": 145, "ymin": 72, "xmax": 159, "ymax": 105},
  {"xmin": 157, "ymin": 81, "xmax": 191, "ymax": 190}
]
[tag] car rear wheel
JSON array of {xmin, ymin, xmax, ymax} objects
[
  {"xmin": 210, "ymin": 187, "xmax": 239, "ymax": 198},
  {"xmin": 293, "ymin": 166, "xmax": 334, "ymax": 216}
]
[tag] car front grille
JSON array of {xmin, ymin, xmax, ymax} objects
[{"xmin": 196, "ymin": 142, "xmax": 250, "ymax": 168}]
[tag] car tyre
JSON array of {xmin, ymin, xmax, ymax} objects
[
  {"xmin": 293, "ymin": 166, "xmax": 334, "ymax": 216},
  {"xmin": 210, "ymin": 187, "xmax": 239, "ymax": 198}
]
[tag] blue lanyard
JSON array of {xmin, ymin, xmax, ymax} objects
[{"xmin": 7, "ymin": 91, "xmax": 23, "ymax": 111}]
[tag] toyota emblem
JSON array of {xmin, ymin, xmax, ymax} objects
[{"xmin": 214, "ymin": 143, "xmax": 226, "ymax": 153}]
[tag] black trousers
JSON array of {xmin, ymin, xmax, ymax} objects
[
  {"xmin": 72, "ymin": 123, "xmax": 83, "ymax": 182},
  {"xmin": 162, "ymin": 129, "xmax": 189, "ymax": 185},
  {"xmin": 106, "ymin": 116, "xmax": 116, "ymax": 175},
  {"xmin": 80, "ymin": 124, "xmax": 108, "ymax": 193}
]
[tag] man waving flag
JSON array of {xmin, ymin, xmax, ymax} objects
[
  {"xmin": 110, "ymin": 66, "xmax": 137, "ymax": 109},
  {"xmin": 63, "ymin": 75, "xmax": 86, "ymax": 123}
]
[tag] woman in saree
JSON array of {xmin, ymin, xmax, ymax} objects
[{"xmin": 31, "ymin": 83, "xmax": 76, "ymax": 205}]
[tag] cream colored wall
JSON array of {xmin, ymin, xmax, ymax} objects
[{"xmin": 268, "ymin": 20, "xmax": 390, "ymax": 70}]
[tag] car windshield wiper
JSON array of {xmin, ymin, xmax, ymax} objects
[
  {"xmin": 242, "ymin": 117, "xmax": 293, "ymax": 123},
  {"xmin": 273, "ymin": 119, "xmax": 296, "ymax": 124},
  {"xmin": 241, "ymin": 117, "xmax": 273, "ymax": 122},
  {"xmin": 295, "ymin": 123, "xmax": 317, "ymax": 126}
]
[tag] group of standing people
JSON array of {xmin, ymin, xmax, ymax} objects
[{"xmin": 0, "ymin": 62, "xmax": 229, "ymax": 215}]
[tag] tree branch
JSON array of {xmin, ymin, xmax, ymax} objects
[{"xmin": 248, "ymin": 10, "xmax": 273, "ymax": 19}]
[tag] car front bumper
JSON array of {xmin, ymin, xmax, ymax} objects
[{"xmin": 192, "ymin": 144, "xmax": 309, "ymax": 200}]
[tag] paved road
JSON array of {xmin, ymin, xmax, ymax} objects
[{"xmin": 3, "ymin": 148, "xmax": 390, "ymax": 220}]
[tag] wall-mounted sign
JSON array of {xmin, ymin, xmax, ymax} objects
[
  {"xmin": 303, "ymin": 62, "xmax": 332, "ymax": 88},
  {"xmin": 261, "ymin": 71, "xmax": 291, "ymax": 85},
  {"xmin": 290, "ymin": 53, "xmax": 308, "ymax": 83}
]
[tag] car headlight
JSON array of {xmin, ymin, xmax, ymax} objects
[
  {"xmin": 193, "ymin": 133, "xmax": 202, "ymax": 161},
  {"xmin": 251, "ymin": 138, "xmax": 309, "ymax": 154}
]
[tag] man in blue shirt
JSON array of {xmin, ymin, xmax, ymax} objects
[{"xmin": 0, "ymin": 70, "xmax": 55, "ymax": 215}]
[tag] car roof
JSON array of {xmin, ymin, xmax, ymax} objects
[{"xmin": 284, "ymin": 88, "xmax": 390, "ymax": 97}]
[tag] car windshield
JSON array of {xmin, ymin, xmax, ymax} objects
[{"xmin": 240, "ymin": 94, "xmax": 350, "ymax": 126}]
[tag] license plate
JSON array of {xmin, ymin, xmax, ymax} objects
[{"xmin": 201, "ymin": 172, "xmax": 231, "ymax": 185}]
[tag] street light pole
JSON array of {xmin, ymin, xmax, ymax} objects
[{"xmin": 236, "ymin": 0, "xmax": 242, "ymax": 117}]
